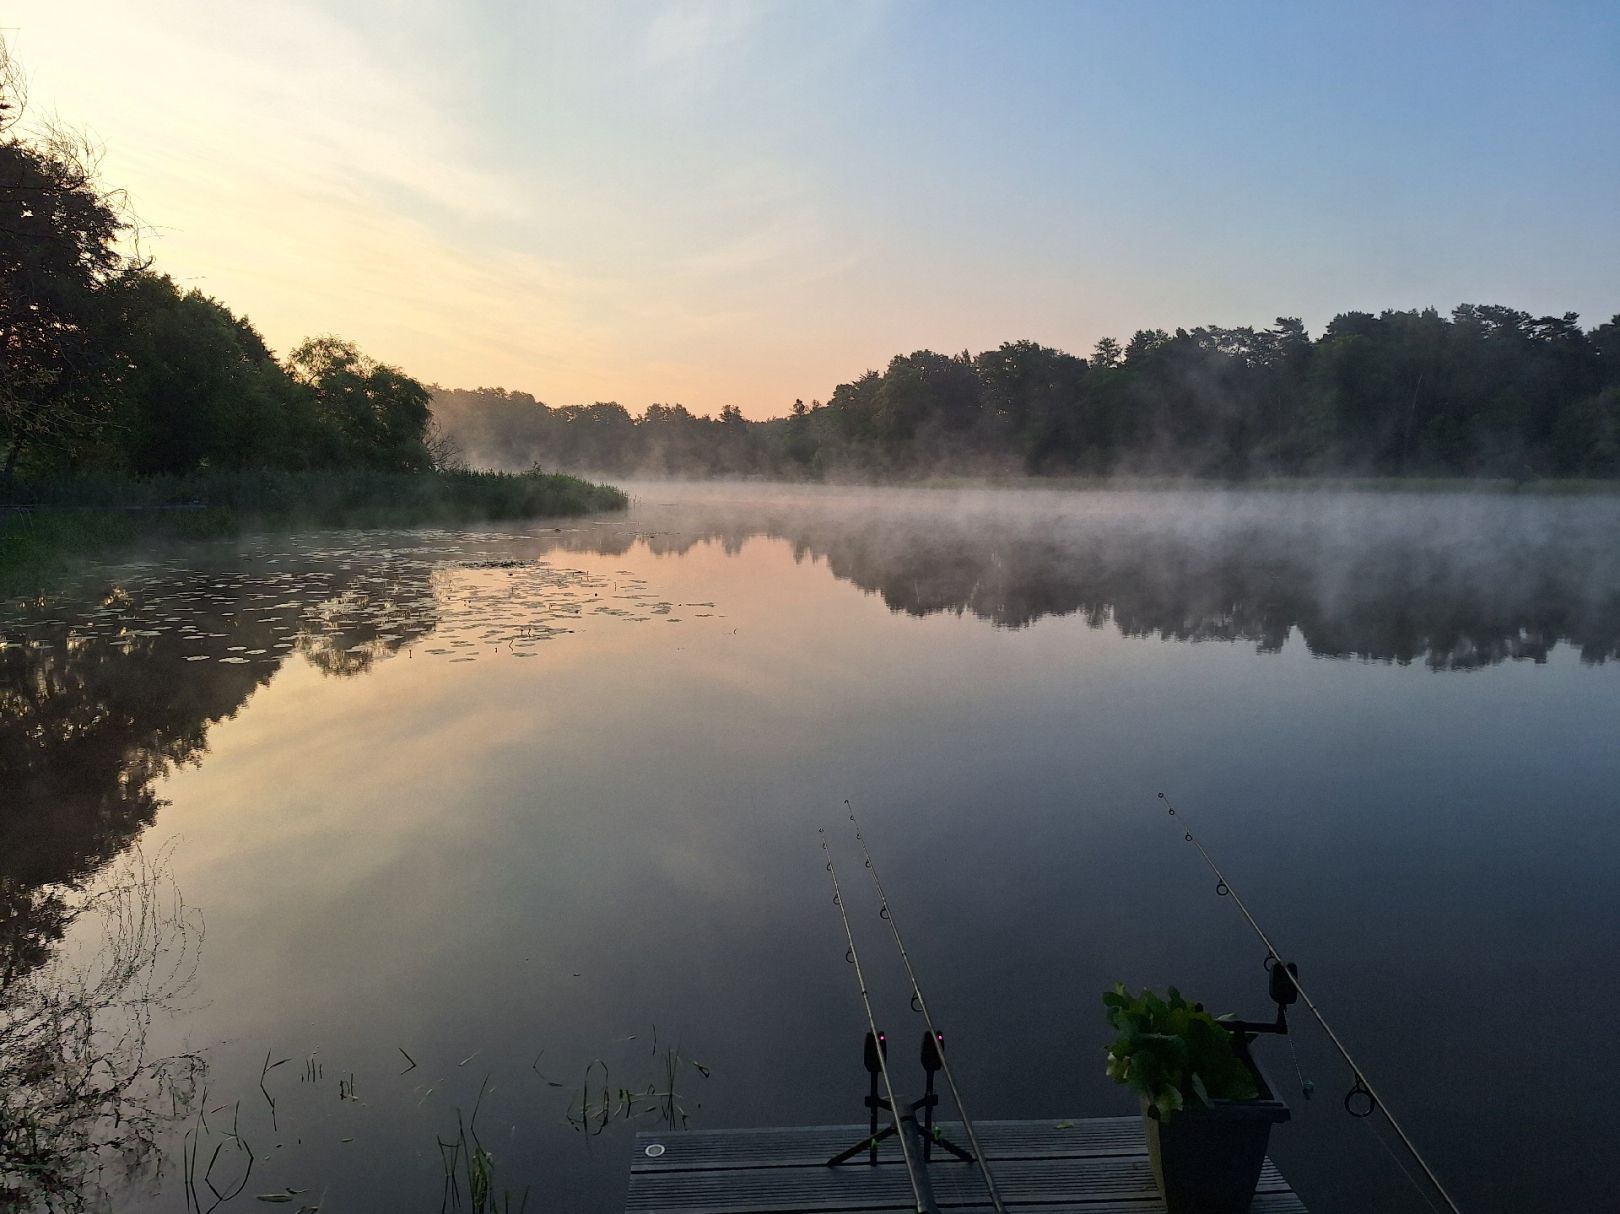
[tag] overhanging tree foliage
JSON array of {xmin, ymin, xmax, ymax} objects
[
  {"xmin": 0, "ymin": 40, "xmax": 436, "ymax": 492},
  {"xmin": 0, "ymin": 124, "xmax": 134, "ymax": 483}
]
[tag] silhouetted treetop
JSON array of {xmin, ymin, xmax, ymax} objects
[{"xmin": 430, "ymin": 306, "xmax": 1620, "ymax": 481}]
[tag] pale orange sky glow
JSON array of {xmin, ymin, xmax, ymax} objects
[
  {"xmin": 9, "ymin": 3, "xmax": 921, "ymax": 417},
  {"xmin": 10, "ymin": 1, "xmax": 1617, "ymax": 418}
]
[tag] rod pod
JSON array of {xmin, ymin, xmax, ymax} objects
[{"xmin": 827, "ymin": 1030, "xmax": 975, "ymax": 1170}]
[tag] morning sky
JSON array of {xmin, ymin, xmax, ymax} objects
[{"xmin": 9, "ymin": 1, "xmax": 1619, "ymax": 417}]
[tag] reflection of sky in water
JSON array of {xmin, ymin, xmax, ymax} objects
[{"xmin": 5, "ymin": 490, "xmax": 1619, "ymax": 1213}]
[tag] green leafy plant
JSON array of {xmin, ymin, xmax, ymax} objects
[{"xmin": 1103, "ymin": 984, "xmax": 1259, "ymax": 1120}]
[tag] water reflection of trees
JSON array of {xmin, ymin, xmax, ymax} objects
[
  {"xmin": 0, "ymin": 557, "xmax": 434, "ymax": 990},
  {"xmin": 0, "ymin": 552, "xmax": 441, "ymax": 1205},
  {"xmin": 556, "ymin": 493, "xmax": 1620, "ymax": 668},
  {"xmin": 0, "ymin": 844, "xmax": 204, "ymax": 1211}
]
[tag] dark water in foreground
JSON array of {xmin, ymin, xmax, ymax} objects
[{"xmin": 4, "ymin": 484, "xmax": 1619, "ymax": 1213}]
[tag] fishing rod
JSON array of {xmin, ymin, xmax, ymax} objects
[
  {"xmin": 845, "ymin": 801, "xmax": 1008, "ymax": 1214},
  {"xmin": 819, "ymin": 829, "xmax": 932, "ymax": 1214},
  {"xmin": 1157, "ymin": 792, "xmax": 1463, "ymax": 1214}
]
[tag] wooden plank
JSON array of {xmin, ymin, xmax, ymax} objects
[
  {"xmin": 629, "ymin": 1120, "xmax": 1290, "ymax": 1178},
  {"xmin": 626, "ymin": 1117, "xmax": 1308, "ymax": 1213},
  {"xmin": 917, "ymin": 1206, "xmax": 1296, "ymax": 1214},
  {"xmin": 625, "ymin": 1160, "xmax": 1296, "ymax": 1205},
  {"xmin": 628, "ymin": 1157, "xmax": 1295, "ymax": 1211},
  {"xmin": 900, "ymin": 1202, "xmax": 1308, "ymax": 1214},
  {"xmin": 631, "ymin": 1119, "xmax": 1149, "ymax": 1172}
]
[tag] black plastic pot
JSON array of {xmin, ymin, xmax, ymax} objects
[{"xmin": 1141, "ymin": 1042, "xmax": 1290, "ymax": 1214}]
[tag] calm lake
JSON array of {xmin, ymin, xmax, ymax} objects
[{"xmin": 5, "ymin": 483, "xmax": 1619, "ymax": 1213}]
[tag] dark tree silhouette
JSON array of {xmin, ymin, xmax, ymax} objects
[
  {"xmin": 430, "ymin": 306, "xmax": 1620, "ymax": 482},
  {"xmin": 0, "ymin": 39, "xmax": 442, "ymax": 490},
  {"xmin": 0, "ymin": 123, "xmax": 136, "ymax": 483}
]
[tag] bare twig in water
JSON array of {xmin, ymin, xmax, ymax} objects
[{"xmin": 259, "ymin": 1051, "xmax": 289, "ymax": 1129}]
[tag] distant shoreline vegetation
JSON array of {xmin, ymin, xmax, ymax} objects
[
  {"xmin": 0, "ymin": 470, "xmax": 627, "ymax": 593},
  {"xmin": 0, "ymin": 42, "xmax": 626, "ymax": 591},
  {"xmin": 892, "ymin": 474, "xmax": 1620, "ymax": 495},
  {"xmin": 433, "ymin": 305, "xmax": 1620, "ymax": 482}
]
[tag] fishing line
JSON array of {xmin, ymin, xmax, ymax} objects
[
  {"xmin": 1358, "ymin": 1111, "xmax": 1448, "ymax": 1214},
  {"xmin": 820, "ymin": 829, "xmax": 930, "ymax": 1214},
  {"xmin": 844, "ymin": 801, "xmax": 1008, "ymax": 1214},
  {"xmin": 1157, "ymin": 792, "xmax": 1463, "ymax": 1214}
]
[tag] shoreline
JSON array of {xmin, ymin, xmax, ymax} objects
[
  {"xmin": 0, "ymin": 469, "xmax": 628, "ymax": 596},
  {"xmin": 564, "ymin": 471, "xmax": 1620, "ymax": 496}
]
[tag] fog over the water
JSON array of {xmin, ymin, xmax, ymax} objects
[{"xmin": 582, "ymin": 482, "xmax": 1620, "ymax": 668}]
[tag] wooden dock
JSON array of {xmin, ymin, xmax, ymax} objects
[{"xmin": 627, "ymin": 1116, "xmax": 1308, "ymax": 1212}]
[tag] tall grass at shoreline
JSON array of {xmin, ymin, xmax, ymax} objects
[{"xmin": 0, "ymin": 469, "xmax": 628, "ymax": 594}]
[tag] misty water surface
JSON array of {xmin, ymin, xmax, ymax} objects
[{"xmin": 3, "ymin": 484, "xmax": 1618, "ymax": 1213}]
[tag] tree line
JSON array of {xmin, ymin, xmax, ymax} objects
[
  {"xmin": 8, "ymin": 37, "xmax": 1615, "ymax": 489},
  {"xmin": 436, "ymin": 305, "xmax": 1620, "ymax": 481},
  {"xmin": 0, "ymin": 41, "xmax": 445, "ymax": 495}
]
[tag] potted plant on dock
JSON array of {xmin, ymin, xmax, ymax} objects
[{"xmin": 1103, "ymin": 984, "xmax": 1290, "ymax": 1214}]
